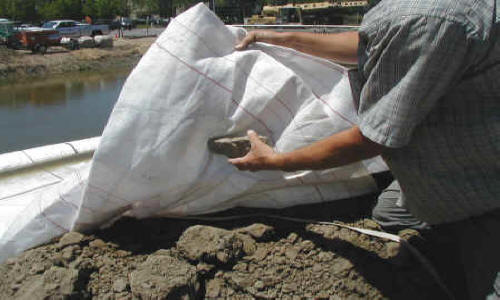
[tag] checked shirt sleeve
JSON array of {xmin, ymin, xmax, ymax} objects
[{"xmin": 357, "ymin": 15, "xmax": 471, "ymax": 148}]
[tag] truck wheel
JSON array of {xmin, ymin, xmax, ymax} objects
[
  {"xmin": 7, "ymin": 40, "xmax": 20, "ymax": 50},
  {"xmin": 32, "ymin": 44, "xmax": 41, "ymax": 54},
  {"xmin": 69, "ymin": 39, "xmax": 79, "ymax": 51},
  {"xmin": 39, "ymin": 45, "xmax": 48, "ymax": 55}
]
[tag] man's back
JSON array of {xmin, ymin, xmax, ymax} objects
[{"xmin": 357, "ymin": 0, "xmax": 500, "ymax": 224}]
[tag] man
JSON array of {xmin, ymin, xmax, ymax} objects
[{"xmin": 230, "ymin": 0, "xmax": 499, "ymax": 299}]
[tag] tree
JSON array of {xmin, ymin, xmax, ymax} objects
[
  {"xmin": 2, "ymin": 0, "xmax": 38, "ymax": 21},
  {"xmin": 39, "ymin": 0, "xmax": 84, "ymax": 21}
]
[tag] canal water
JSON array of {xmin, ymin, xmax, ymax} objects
[{"xmin": 0, "ymin": 69, "xmax": 130, "ymax": 154}]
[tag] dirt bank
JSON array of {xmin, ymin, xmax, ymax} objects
[
  {"xmin": 0, "ymin": 38, "xmax": 154, "ymax": 82},
  {"xmin": 0, "ymin": 197, "xmax": 448, "ymax": 299}
]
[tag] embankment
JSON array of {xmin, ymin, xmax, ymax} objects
[{"xmin": 0, "ymin": 38, "xmax": 154, "ymax": 83}]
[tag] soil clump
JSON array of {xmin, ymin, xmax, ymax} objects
[{"xmin": 0, "ymin": 197, "xmax": 447, "ymax": 299}]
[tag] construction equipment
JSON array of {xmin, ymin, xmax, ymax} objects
[{"xmin": 245, "ymin": 1, "xmax": 367, "ymax": 25}]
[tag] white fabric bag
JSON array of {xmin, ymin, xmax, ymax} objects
[
  {"xmin": 0, "ymin": 3, "xmax": 386, "ymax": 263},
  {"xmin": 76, "ymin": 3, "xmax": 386, "ymax": 228}
]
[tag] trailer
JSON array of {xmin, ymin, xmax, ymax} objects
[{"xmin": 15, "ymin": 29, "xmax": 62, "ymax": 54}]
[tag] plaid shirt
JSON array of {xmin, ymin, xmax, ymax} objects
[{"xmin": 357, "ymin": 0, "xmax": 500, "ymax": 224}]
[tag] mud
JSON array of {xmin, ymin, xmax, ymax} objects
[
  {"xmin": 0, "ymin": 197, "xmax": 447, "ymax": 299},
  {"xmin": 0, "ymin": 38, "xmax": 154, "ymax": 82}
]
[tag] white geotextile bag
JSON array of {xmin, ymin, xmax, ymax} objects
[
  {"xmin": 78, "ymin": 36, "xmax": 95, "ymax": 48},
  {"xmin": 74, "ymin": 3, "xmax": 387, "ymax": 229},
  {"xmin": 0, "ymin": 3, "xmax": 387, "ymax": 262},
  {"xmin": 94, "ymin": 35, "xmax": 113, "ymax": 48}
]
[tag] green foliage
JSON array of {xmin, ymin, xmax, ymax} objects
[
  {"xmin": 1, "ymin": 0, "xmax": 38, "ymax": 21},
  {"xmin": 0, "ymin": 0, "xmax": 369, "ymax": 22},
  {"xmin": 94, "ymin": 0, "xmax": 123, "ymax": 18}
]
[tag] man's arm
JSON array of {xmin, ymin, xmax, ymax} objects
[
  {"xmin": 235, "ymin": 31, "xmax": 359, "ymax": 64},
  {"xmin": 228, "ymin": 126, "xmax": 386, "ymax": 172}
]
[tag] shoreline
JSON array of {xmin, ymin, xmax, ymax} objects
[{"xmin": 0, "ymin": 37, "xmax": 155, "ymax": 84}]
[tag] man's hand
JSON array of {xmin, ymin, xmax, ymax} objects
[
  {"xmin": 228, "ymin": 126, "xmax": 385, "ymax": 173},
  {"xmin": 228, "ymin": 130, "xmax": 281, "ymax": 171},
  {"xmin": 235, "ymin": 30, "xmax": 283, "ymax": 50}
]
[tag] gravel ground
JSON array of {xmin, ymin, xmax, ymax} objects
[{"xmin": 0, "ymin": 196, "xmax": 448, "ymax": 299}]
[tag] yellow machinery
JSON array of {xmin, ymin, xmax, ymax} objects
[
  {"xmin": 245, "ymin": 1, "xmax": 368, "ymax": 25},
  {"xmin": 246, "ymin": 5, "xmax": 302, "ymax": 25}
]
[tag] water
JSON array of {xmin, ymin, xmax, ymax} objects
[{"xmin": 0, "ymin": 69, "xmax": 130, "ymax": 154}]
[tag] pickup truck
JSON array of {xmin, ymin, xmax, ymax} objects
[
  {"xmin": 41, "ymin": 20, "xmax": 109, "ymax": 38},
  {"xmin": 0, "ymin": 20, "xmax": 14, "ymax": 44}
]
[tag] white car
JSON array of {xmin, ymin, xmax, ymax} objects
[{"xmin": 42, "ymin": 20, "xmax": 109, "ymax": 38}]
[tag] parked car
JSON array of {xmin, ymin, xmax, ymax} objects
[
  {"xmin": 119, "ymin": 18, "xmax": 135, "ymax": 30},
  {"xmin": 41, "ymin": 20, "xmax": 110, "ymax": 38},
  {"xmin": 15, "ymin": 24, "xmax": 37, "ymax": 31},
  {"xmin": 14, "ymin": 29, "xmax": 61, "ymax": 54},
  {"xmin": 109, "ymin": 19, "xmax": 121, "ymax": 30}
]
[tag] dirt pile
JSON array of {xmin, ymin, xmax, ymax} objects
[{"xmin": 0, "ymin": 198, "xmax": 447, "ymax": 299}]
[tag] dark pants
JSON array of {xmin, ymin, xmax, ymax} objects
[{"xmin": 372, "ymin": 180, "xmax": 500, "ymax": 300}]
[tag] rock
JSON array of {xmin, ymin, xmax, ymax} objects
[
  {"xmin": 285, "ymin": 248, "xmax": 299, "ymax": 260},
  {"xmin": 362, "ymin": 219, "xmax": 382, "ymax": 230},
  {"xmin": 130, "ymin": 254, "xmax": 200, "ymax": 299},
  {"xmin": 29, "ymin": 263, "xmax": 46, "ymax": 275},
  {"xmin": 251, "ymin": 247, "xmax": 269, "ymax": 262},
  {"xmin": 196, "ymin": 262, "xmax": 215, "ymax": 274},
  {"xmin": 61, "ymin": 246, "xmax": 75, "ymax": 261},
  {"xmin": 317, "ymin": 252, "xmax": 333, "ymax": 262},
  {"xmin": 51, "ymin": 253, "xmax": 64, "ymax": 266},
  {"xmin": 100, "ymin": 293, "xmax": 115, "ymax": 300},
  {"xmin": 254, "ymin": 280, "xmax": 265, "ymax": 290},
  {"xmin": 112, "ymin": 278, "xmax": 128, "ymax": 292},
  {"xmin": 385, "ymin": 242, "xmax": 400, "ymax": 258},
  {"xmin": 312, "ymin": 263, "xmax": 322, "ymax": 273},
  {"xmin": 331, "ymin": 258, "xmax": 353, "ymax": 274},
  {"xmin": 14, "ymin": 274, "xmax": 25, "ymax": 283},
  {"xmin": 14, "ymin": 267, "xmax": 80, "ymax": 300},
  {"xmin": 177, "ymin": 225, "xmax": 256, "ymax": 264},
  {"xmin": 229, "ymin": 273, "xmax": 253, "ymax": 289},
  {"xmin": 275, "ymin": 256, "xmax": 286, "ymax": 265},
  {"xmin": 287, "ymin": 233, "xmax": 299, "ymax": 244},
  {"xmin": 216, "ymin": 251, "xmax": 230, "ymax": 264},
  {"xmin": 398, "ymin": 228, "xmax": 421, "ymax": 241},
  {"xmin": 205, "ymin": 278, "xmax": 224, "ymax": 298},
  {"xmin": 237, "ymin": 223, "xmax": 275, "ymax": 240},
  {"xmin": 89, "ymin": 239, "xmax": 107, "ymax": 248},
  {"xmin": 207, "ymin": 135, "xmax": 270, "ymax": 158},
  {"xmin": 115, "ymin": 250, "xmax": 130, "ymax": 257},
  {"xmin": 153, "ymin": 249, "xmax": 171, "ymax": 256},
  {"xmin": 300, "ymin": 240, "xmax": 315, "ymax": 252},
  {"xmin": 58, "ymin": 232, "xmax": 84, "ymax": 248},
  {"xmin": 281, "ymin": 282, "xmax": 296, "ymax": 293},
  {"xmin": 232, "ymin": 262, "xmax": 247, "ymax": 272}
]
